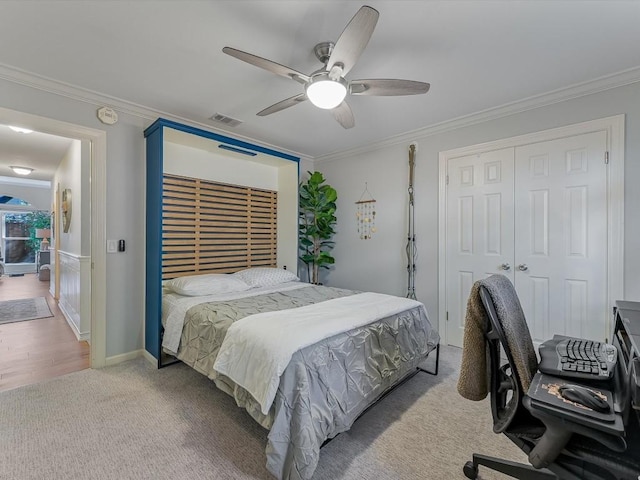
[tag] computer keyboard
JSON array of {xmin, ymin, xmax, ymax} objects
[{"xmin": 538, "ymin": 335, "xmax": 617, "ymax": 382}]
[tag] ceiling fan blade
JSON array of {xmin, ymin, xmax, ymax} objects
[
  {"xmin": 257, "ymin": 93, "xmax": 307, "ymax": 116},
  {"xmin": 331, "ymin": 101, "xmax": 355, "ymax": 129},
  {"xmin": 350, "ymin": 79, "xmax": 431, "ymax": 96},
  {"xmin": 223, "ymin": 47, "xmax": 310, "ymax": 84},
  {"xmin": 327, "ymin": 6, "xmax": 379, "ymax": 76}
]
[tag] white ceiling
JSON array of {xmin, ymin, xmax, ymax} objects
[
  {"xmin": 0, "ymin": 126, "xmax": 73, "ymax": 182},
  {"xmin": 0, "ymin": 1, "xmax": 639, "ymax": 160}
]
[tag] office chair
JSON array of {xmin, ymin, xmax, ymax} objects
[{"xmin": 460, "ymin": 274, "xmax": 640, "ymax": 480}]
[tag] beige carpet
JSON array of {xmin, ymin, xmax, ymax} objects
[
  {"xmin": 0, "ymin": 296, "xmax": 53, "ymax": 324},
  {"xmin": 0, "ymin": 346, "xmax": 527, "ymax": 479}
]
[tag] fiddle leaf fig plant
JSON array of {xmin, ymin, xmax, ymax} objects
[{"xmin": 299, "ymin": 171, "xmax": 337, "ymax": 285}]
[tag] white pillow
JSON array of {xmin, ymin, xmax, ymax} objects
[
  {"xmin": 164, "ymin": 273, "xmax": 251, "ymax": 297},
  {"xmin": 234, "ymin": 267, "xmax": 299, "ymax": 288}
]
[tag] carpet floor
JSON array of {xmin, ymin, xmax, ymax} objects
[
  {"xmin": 0, "ymin": 345, "xmax": 527, "ymax": 479},
  {"xmin": 0, "ymin": 296, "xmax": 53, "ymax": 324}
]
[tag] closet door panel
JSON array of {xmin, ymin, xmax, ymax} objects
[
  {"xmin": 514, "ymin": 130, "xmax": 608, "ymax": 342},
  {"xmin": 445, "ymin": 148, "xmax": 515, "ymax": 347}
]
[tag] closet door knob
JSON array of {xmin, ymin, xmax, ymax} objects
[
  {"xmin": 499, "ymin": 263, "xmax": 511, "ymax": 271},
  {"xmin": 518, "ymin": 264, "xmax": 529, "ymax": 271}
]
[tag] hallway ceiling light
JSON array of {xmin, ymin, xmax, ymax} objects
[
  {"xmin": 10, "ymin": 166, "xmax": 34, "ymax": 176},
  {"xmin": 8, "ymin": 126, "xmax": 33, "ymax": 134}
]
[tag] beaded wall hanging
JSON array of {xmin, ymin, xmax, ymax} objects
[{"xmin": 355, "ymin": 183, "xmax": 376, "ymax": 239}]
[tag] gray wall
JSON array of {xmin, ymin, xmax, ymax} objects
[
  {"xmin": 0, "ymin": 78, "xmax": 146, "ymax": 357},
  {"xmin": 2, "ymin": 74, "xmax": 637, "ymax": 357},
  {"xmin": 316, "ymin": 81, "xmax": 640, "ymax": 328},
  {"xmin": 53, "ymin": 140, "xmax": 83, "ymax": 256},
  {"xmin": 0, "ymin": 77, "xmax": 313, "ymax": 359}
]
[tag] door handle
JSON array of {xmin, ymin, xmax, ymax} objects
[
  {"xmin": 499, "ymin": 263, "xmax": 511, "ymax": 271},
  {"xmin": 518, "ymin": 264, "xmax": 529, "ymax": 271}
]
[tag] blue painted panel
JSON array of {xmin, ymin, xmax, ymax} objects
[
  {"xmin": 145, "ymin": 126, "xmax": 164, "ymax": 362},
  {"xmin": 144, "ymin": 118, "xmax": 299, "ymax": 163}
]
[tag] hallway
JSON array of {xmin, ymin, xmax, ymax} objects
[{"xmin": 0, "ymin": 273, "xmax": 89, "ymax": 392}]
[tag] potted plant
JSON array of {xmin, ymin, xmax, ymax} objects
[
  {"xmin": 25, "ymin": 210, "xmax": 51, "ymax": 252},
  {"xmin": 299, "ymin": 171, "xmax": 337, "ymax": 285}
]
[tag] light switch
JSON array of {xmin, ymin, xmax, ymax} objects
[{"xmin": 107, "ymin": 239, "xmax": 117, "ymax": 253}]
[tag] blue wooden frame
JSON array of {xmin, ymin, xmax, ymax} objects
[{"xmin": 144, "ymin": 118, "xmax": 299, "ymax": 367}]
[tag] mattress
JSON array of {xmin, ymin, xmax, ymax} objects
[{"xmin": 163, "ymin": 282, "xmax": 439, "ymax": 479}]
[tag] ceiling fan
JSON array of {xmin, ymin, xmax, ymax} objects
[{"xmin": 222, "ymin": 5, "xmax": 430, "ymax": 129}]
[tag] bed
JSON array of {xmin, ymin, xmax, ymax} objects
[{"xmin": 161, "ymin": 268, "xmax": 440, "ymax": 480}]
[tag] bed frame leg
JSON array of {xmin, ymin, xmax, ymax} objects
[{"xmin": 418, "ymin": 343, "xmax": 439, "ymax": 376}]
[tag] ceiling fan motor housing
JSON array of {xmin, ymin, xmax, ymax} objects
[{"xmin": 313, "ymin": 42, "xmax": 335, "ymax": 64}]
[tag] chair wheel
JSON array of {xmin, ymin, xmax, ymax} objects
[{"xmin": 463, "ymin": 461, "xmax": 478, "ymax": 479}]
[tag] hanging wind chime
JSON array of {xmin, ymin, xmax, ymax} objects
[
  {"xmin": 406, "ymin": 143, "xmax": 418, "ymax": 299},
  {"xmin": 355, "ymin": 183, "xmax": 376, "ymax": 240}
]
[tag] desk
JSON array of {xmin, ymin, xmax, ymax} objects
[
  {"xmin": 524, "ymin": 305, "xmax": 640, "ymax": 471},
  {"xmin": 527, "ymin": 372, "xmax": 625, "ymax": 439},
  {"xmin": 613, "ymin": 300, "xmax": 640, "ymax": 426}
]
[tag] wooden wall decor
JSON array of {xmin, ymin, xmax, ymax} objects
[
  {"xmin": 162, "ymin": 173, "xmax": 277, "ymax": 280},
  {"xmin": 61, "ymin": 188, "xmax": 72, "ymax": 233}
]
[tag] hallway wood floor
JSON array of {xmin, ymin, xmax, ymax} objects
[{"xmin": 0, "ymin": 273, "xmax": 89, "ymax": 392}]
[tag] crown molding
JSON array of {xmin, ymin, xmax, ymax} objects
[
  {"xmin": 316, "ymin": 66, "xmax": 640, "ymax": 163},
  {"xmin": 2, "ymin": 62, "xmax": 638, "ymax": 164},
  {"xmin": 0, "ymin": 62, "xmax": 308, "ymax": 161},
  {"xmin": 0, "ymin": 175, "xmax": 51, "ymax": 188}
]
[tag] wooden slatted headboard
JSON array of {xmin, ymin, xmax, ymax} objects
[{"xmin": 162, "ymin": 173, "xmax": 277, "ymax": 280}]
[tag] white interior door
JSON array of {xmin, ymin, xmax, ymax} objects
[
  {"xmin": 445, "ymin": 148, "xmax": 515, "ymax": 347},
  {"xmin": 445, "ymin": 131, "xmax": 609, "ymax": 348},
  {"xmin": 514, "ymin": 131, "xmax": 608, "ymax": 344}
]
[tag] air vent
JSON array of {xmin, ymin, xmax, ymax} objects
[{"xmin": 209, "ymin": 113, "xmax": 243, "ymax": 127}]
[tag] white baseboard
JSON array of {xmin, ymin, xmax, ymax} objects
[
  {"xmin": 4, "ymin": 264, "xmax": 36, "ymax": 276},
  {"xmin": 141, "ymin": 349, "xmax": 157, "ymax": 366},
  {"xmin": 105, "ymin": 349, "xmax": 144, "ymax": 367},
  {"xmin": 100, "ymin": 349, "xmax": 158, "ymax": 367},
  {"xmin": 58, "ymin": 301, "xmax": 90, "ymax": 341}
]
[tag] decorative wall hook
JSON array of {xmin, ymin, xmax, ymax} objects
[{"xmin": 406, "ymin": 143, "xmax": 417, "ymax": 299}]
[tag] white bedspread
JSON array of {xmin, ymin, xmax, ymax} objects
[
  {"xmin": 162, "ymin": 282, "xmax": 307, "ymax": 355},
  {"xmin": 213, "ymin": 292, "xmax": 424, "ymax": 415}
]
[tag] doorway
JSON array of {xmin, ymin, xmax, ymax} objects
[
  {"xmin": 0, "ymin": 106, "xmax": 106, "ymax": 376},
  {"xmin": 0, "ymin": 132, "xmax": 90, "ymax": 391},
  {"xmin": 438, "ymin": 115, "xmax": 624, "ymax": 347}
]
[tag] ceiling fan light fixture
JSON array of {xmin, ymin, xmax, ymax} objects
[
  {"xmin": 10, "ymin": 166, "xmax": 34, "ymax": 176},
  {"xmin": 223, "ymin": 6, "xmax": 427, "ymax": 128},
  {"xmin": 305, "ymin": 75, "xmax": 347, "ymax": 110}
]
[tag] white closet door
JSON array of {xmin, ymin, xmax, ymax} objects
[
  {"xmin": 514, "ymin": 131, "xmax": 608, "ymax": 344},
  {"xmin": 445, "ymin": 148, "xmax": 515, "ymax": 347}
]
